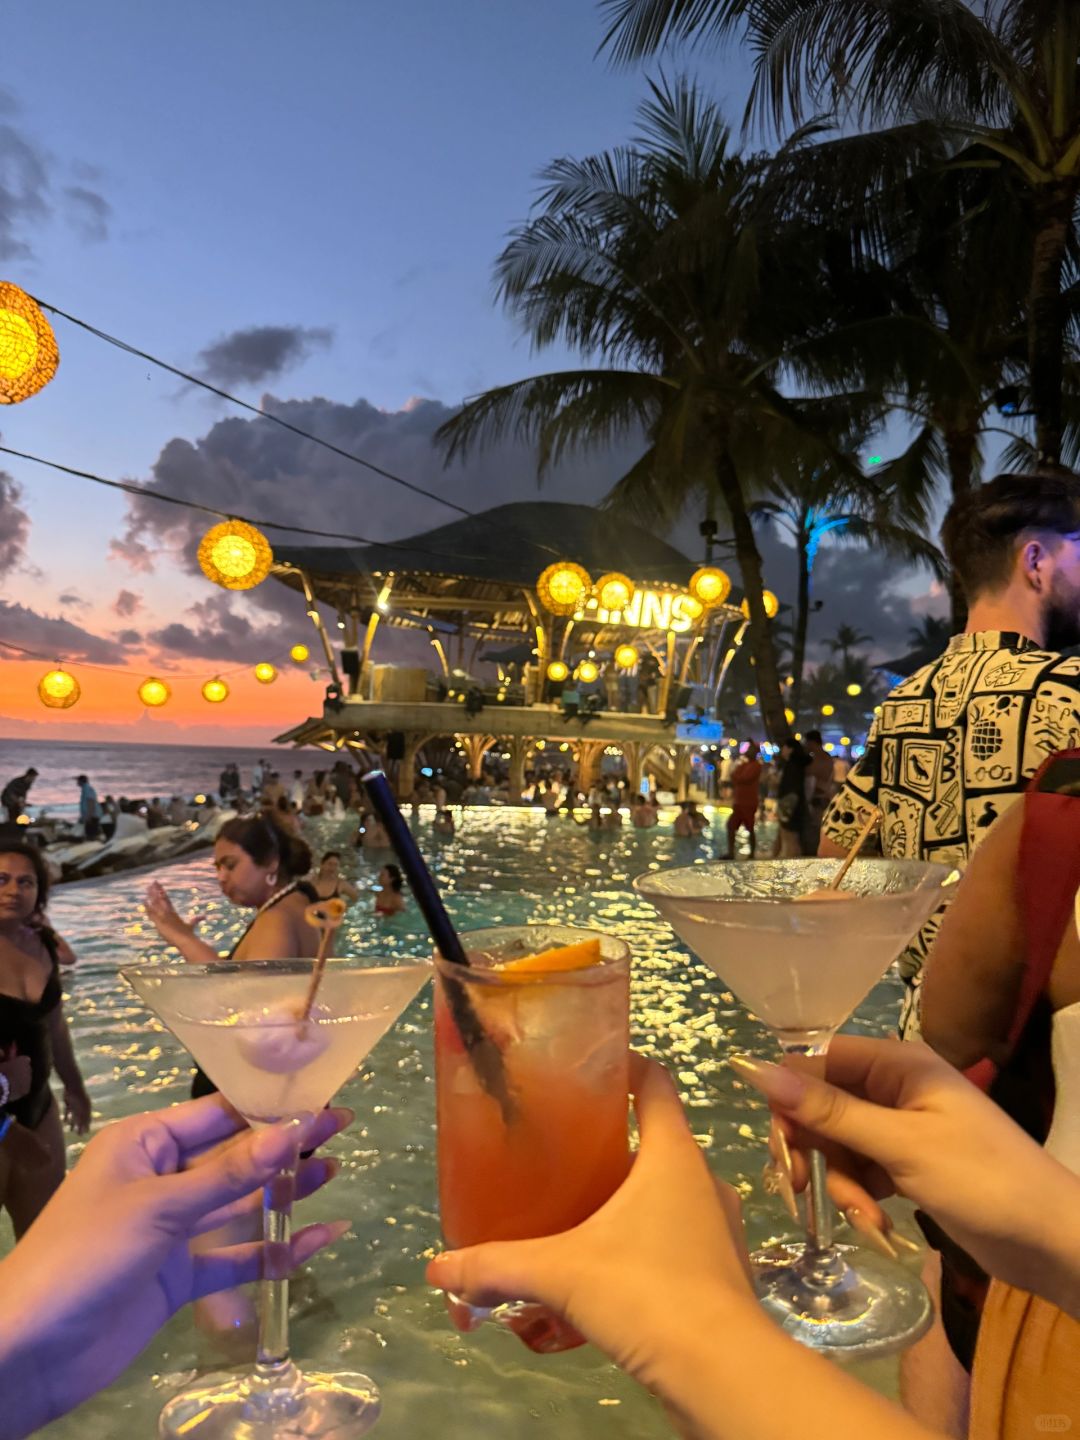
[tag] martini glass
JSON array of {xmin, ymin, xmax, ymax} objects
[
  {"xmin": 634, "ymin": 858, "xmax": 957, "ymax": 1359},
  {"xmin": 123, "ymin": 957, "xmax": 431, "ymax": 1439}
]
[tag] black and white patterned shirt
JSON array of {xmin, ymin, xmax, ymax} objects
[{"xmin": 821, "ymin": 631, "xmax": 1080, "ymax": 1035}]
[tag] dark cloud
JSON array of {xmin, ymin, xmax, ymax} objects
[
  {"xmin": 197, "ymin": 326, "xmax": 333, "ymax": 388},
  {"xmin": 0, "ymin": 600, "xmax": 131, "ymax": 664},
  {"xmin": 108, "ymin": 533, "xmax": 155, "ymax": 573},
  {"xmin": 0, "ymin": 122, "xmax": 49, "ymax": 260},
  {"xmin": 149, "ymin": 593, "xmax": 287, "ymax": 665},
  {"xmin": 63, "ymin": 184, "xmax": 111, "ymax": 242},
  {"xmin": 115, "ymin": 627, "xmax": 142, "ymax": 646},
  {"xmin": 58, "ymin": 591, "xmax": 90, "ymax": 610},
  {"xmin": 112, "ymin": 588, "xmax": 142, "ymax": 617},
  {"xmin": 0, "ymin": 472, "xmax": 30, "ymax": 578}
]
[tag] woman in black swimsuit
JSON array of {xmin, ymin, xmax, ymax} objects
[
  {"xmin": 312, "ymin": 850, "xmax": 359, "ymax": 904},
  {"xmin": 144, "ymin": 814, "xmax": 321, "ymax": 1098},
  {"xmin": 0, "ymin": 844, "xmax": 91, "ymax": 1237},
  {"xmin": 143, "ymin": 815, "xmax": 322, "ymax": 1336}
]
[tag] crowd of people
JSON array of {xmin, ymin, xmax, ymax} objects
[{"xmin": 6, "ymin": 472, "xmax": 1080, "ymax": 1437}]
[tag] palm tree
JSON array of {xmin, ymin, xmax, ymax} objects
[
  {"xmin": 600, "ymin": 0, "xmax": 1080, "ymax": 466},
  {"xmin": 908, "ymin": 613, "xmax": 953, "ymax": 651},
  {"xmin": 436, "ymin": 78, "xmax": 875, "ymax": 742},
  {"xmin": 751, "ymin": 459, "xmax": 945, "ymax": 716},
  {"xmin": 825, "ymin": 623, "xmax": 873, "ymax": 669}
]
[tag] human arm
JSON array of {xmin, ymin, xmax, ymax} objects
[
  {"xmin": 818, "ymin": 731, "xmax": 881, "ymax": 856},
  {"xmin": 45, "ymin": 1005, "xmax": 91, "ymax": 1133},
  {"xmin": 428, "ymin": 1057, "xmax": 936, "ymax": 1440},
  {"xmin": 0, "ymin": 1048, "xmax": 31, "ymax": 1104},
  {"xmin": 733, "ymin": 1038, "xmax": 1080, "ymax": 1318},
  {"xmin": 232, "ymin": 905, "xmax": 315, "ymax": 963},
  {"xmin": 0, "ymin": 1098, "xmax": 349, "ymax": 1440},
  {"xmin": 144, "ymin": 882, "xmax": 222, "ymax": 965},
  {"xmin": 919, "ymin": 802, "xmax": 1025, "ymax": 1068}
]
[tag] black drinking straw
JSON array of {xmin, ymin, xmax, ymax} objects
[{"xmin": 361, "ymin": 771, "xmax": 514, "ymax": 1120}]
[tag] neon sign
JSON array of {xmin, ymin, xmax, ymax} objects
[{"xmin": 579, "ymin": 589, "xmax": 699, "ymax": 633}]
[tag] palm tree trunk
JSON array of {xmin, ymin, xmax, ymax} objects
[
  {"xmin": 790, "ymin": 518, "xmax": 811, "ymax": 720},
  {"xmin": 714, "ymin": 451, "xmax": 788, "ymax": 744},
  {"xmin": 942, "ymin": 422, "xmax": 977, "ymax": 630},
  {"xmin": 1028, "ymin": 183, "xmax": 1076, "ymax": 467}
]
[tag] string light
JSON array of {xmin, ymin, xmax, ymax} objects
[
  {"xmin": 614, "ymin": 643, "xmax": 639, "ymax": 669},
  {"xmin": 740, "ymin": 591, "xmax": 780, "ymax": 620},
  {"xmin": 576, "ymin": 659, "xmax": 599, "ymax": 683},
  {"xmin": 198, "ymin": 520, "xmax": 273, "ymax": 591},
  {"xmin": 254, "ymin": 662, "xmax": 277, "ymax": 684},
  {"xmin": 595, "ymin": 572, "xmax": 634, "ymax": 612},
  {"xmin": 745, "ymin": 693, "xmax": 757, "ymax": 706},
  {"xmin": 290, "ymin": 643, "xmax": 310, "ymax": 663},
  {"xmin": 37, "ymin": 667, "xmax": 80, "ymax": 709},
  {"xmin": 821, "ymin": 703, "xmax": 835, "ymax": 716},
  {"xmin": 546, "ymin": 660, "xmax": 569, "ymax": 683},
  {"xmin": 689, "ymin": 566, "xmax": 731, "ymax": 607},
  {"xmin": 0, "ymin": 283, "xmax": 59, "ymax": 404},
  {"xmin": 202, "ymin": 676, "xmax": 229, "ymax": 704},
  {"xmin": 537, "ymin": 562, "xmax": 592, "ymax": 616},
  {"xmin": 846, "ymin": 682, "xmax": 863, "ymax": 697},
  {"xmin": 138, "ymin": 677, "xmax": 171, "ymax": 708}
]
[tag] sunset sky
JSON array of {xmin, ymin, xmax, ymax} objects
[{"xmin": 0, "ymin": 4, "xmax": 942, "ymax": 745}]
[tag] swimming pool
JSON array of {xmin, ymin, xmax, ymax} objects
[{"xmin": 21, "ymin": 808, "xmax": 907, "ymax": 1437}]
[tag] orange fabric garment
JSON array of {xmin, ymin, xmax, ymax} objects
[{"xmin": 970, "ymin": 1278, "xmax": 1080, "ymax": 1438}]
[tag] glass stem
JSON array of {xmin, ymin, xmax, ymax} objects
[
  {"xmin": 808, "ymin": 1148, "xmax": 833, "ymax": 1253},
  {"xmin": 256, "ymin": 1162, "xmax": 297, "ymax": 1380}
]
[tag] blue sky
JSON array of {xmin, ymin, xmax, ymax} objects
[{"xmin": 0, "ymin": 4, "xmax": 942, "ymax": 740}]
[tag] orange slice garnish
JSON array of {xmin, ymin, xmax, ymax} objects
[{"xmin": 500, "ymin": 938, "xmax": 603, "ymax": 975}]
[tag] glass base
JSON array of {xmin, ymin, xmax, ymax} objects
[
  {"xmin": 447, "ymin": 1292, "xmax": 586, "ymax": 1353},
  {"xmin": 752, "ymin": 1242, "xmax": 932, "ymax": 1361},
  {"xmin": 157, "ymin": 1364, "xmax": 381, "ymax": 1438}
]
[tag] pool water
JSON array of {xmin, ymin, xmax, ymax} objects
[{"xmin": 22, "ymin": 808, "xmax": 908, "ymax": 1437}]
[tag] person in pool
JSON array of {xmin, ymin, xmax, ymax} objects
[
  {"xmin": 143, "ymin": 814, "xmax": 322, "ymax": 1337},
  {"xmin": 311, "ymin": 851, "xmax": 360, "ymax": 904},
  {"xmin": 144, "ymin": 814, "xmax": 320, "ymax": 1100},
  {"xmin": 0, "ymin": 844, "xmax": 91, "ymax": 1238},
  {"xmin": 374, "ymin": 864, "xmax": 406, "ymax": 916}
]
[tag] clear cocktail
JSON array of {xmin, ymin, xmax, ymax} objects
[
  {"xmin": 434, "ymin": 925, "xmax": 630, "ymax": 1348},
  {"xmin": 123, "ymin": 957, "xmax": 430, "ymax": 1439},
  {"xmin": 635, "ymin": 858, "xmax": 957, "ymax": 1359}
]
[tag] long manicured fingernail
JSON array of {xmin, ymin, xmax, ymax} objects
[
  {"xmin": 845, "ymin": 1207, "xmax": 898, "ymax": 1259},
  {"xmin": 253, "ymin": 1114, "xmax": 314, "ymax": 1165},
  {"xmin": 890, "ymin": 1230, "xmax": 923, "ymax": 1254},
  {"xmin": 730, "ymin": 1055, "xmax": 806, "ymax": 1106}
]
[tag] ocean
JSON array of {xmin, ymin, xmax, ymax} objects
[{"xmin": 0, "ymin": 738, "xmax": 339, "ymax": 813}]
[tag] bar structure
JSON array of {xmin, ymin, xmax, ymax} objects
[{"xmin": 270, "ymin": 501, "xmax": 745, "ymax": 798}]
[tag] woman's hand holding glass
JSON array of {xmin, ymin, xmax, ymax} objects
[{"xmin": 0, "ymin": 1095, "xmax": 350, "ymax": 1440}]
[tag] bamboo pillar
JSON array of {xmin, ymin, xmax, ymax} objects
[
  {"xmin": 460, "ymin": 733, "xmax": 496, "ymax": 781},
  {"xmin": 507, "ymin": 737, "xmax": 529, "ymax": 803}
]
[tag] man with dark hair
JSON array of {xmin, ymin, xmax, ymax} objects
[
  {"xmin": 821, "ymin": 470, "xmax": 1080, "ymax": 1421},
  {"xmin": 823, "ymin": 470, "xmax": 1080, "ymax": 1030}
]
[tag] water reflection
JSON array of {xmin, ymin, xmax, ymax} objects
[{"xmin": 22, "ymin": 809, "xmax": 905, "ymax": 1437}]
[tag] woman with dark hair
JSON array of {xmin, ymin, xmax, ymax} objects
[
  {"xmin": 312, "ymin": 851, "xmax": 359, "ymax": 904},
  {"xmin": 145, "ymin": 814, "xmax": 320, "ymax": 1099},
  {"xmin": 774, "ymin": 738, "xmax": 811, "ymax": 859},
  {"xmin": 143, "ymin": 816, "xmax": 322, "ymax": 1336},
  {"xmin": 374, "ymin": 864, "xmax": 406, "ymax": 917},
  {"xmin": 0, "ymin": 843, "xmax": 91, "ymax": 1236}
]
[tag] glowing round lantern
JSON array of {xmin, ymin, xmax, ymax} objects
[
  {"xmin": 546, "ymin": 660, "xmax": 569, "ymax": 683},
  {"xmin": 689, "ymin": 566, "xmax": 731, "ymax": 608},
  {"xmin": 740, "ymin": 590, "xmax": 780, "ymax": 621},
  {"xmin": 202, "ymin": 677, "xmax": 229, "ymax": 704},
  {"xmin": 821, "ymin": 703, "xmax": 835, "ymax": 717},
  {"xmin": 576, "ymin": 659, "xmax": 599, "ymax": 684},
  {"xmin": 289, "ymin": 643, "xmax": 310, "ymax": 664},
  {"xmin": 595, "ymin": 572, "xmax": 635, "ymax": 612},
  {"xmin": 785, "ymin": 707, "xmax": 796, "ymax": 725},
  {"xmin": 254, "ymin": 662, "xmax": 277, "ymax": 684},
  {"xmin": 537, "ymin": 562, "xmax": 592, "ymax": 616},
  {"xmin": 198, "ymin": 520, "xmax": 273, "ymax": 591},
  {"xmin": 138, "ymin": 677, "xmax": 171, "ymax": 708},
  {"xmin": 0, "ymin": 284, "xmax": 59, "ymax": 404},
  {"xmin": 846, "ymin": 682, "xmax": 863, "ymax": 697},
  {"xmin": 614, "ymin": 643, "xmax": 639, "ymax": 669},
  {"xmin": 38, "ymin": 667, "xmax": 80, "ymax": 709},
  {"xmin": 744, "ymin": 693, "xmax": 757, "ymax": 707}
]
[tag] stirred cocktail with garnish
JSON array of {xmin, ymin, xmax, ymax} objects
[
  {"xmin": 434, "ymin": 925, "xmax": 631, "ymax": 1351},
  {"xmin": 123, "ymin": 954, "xmax": 430, "ymax": 1439},
  {"xmin": 635, "ymin": 858, "xmax": 957, "ymax": 1358}
]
